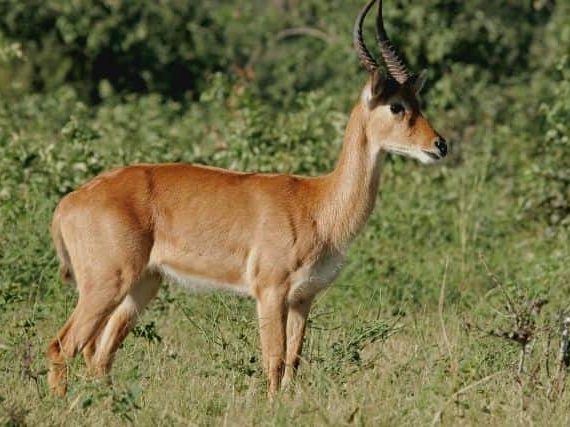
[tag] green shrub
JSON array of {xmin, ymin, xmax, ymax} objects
[
  {"xmin": 522, "ymin": 56, "xmax": 570, "ymax": 227},
  {"xmin": 0, "ymin": 0, "xmax": 555, "ymax": 109}
]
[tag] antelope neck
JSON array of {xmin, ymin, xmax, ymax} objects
[{"xmin": 316, "ymin": 102, "xmax": 384, "ymax": 249}]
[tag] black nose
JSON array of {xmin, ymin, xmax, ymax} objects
[{"xmin": 435, "ymin": 137, "xmax": 448, "ymax": 158}]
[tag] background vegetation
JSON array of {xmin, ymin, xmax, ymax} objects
[{"xmin": 1, "ymin": 0, "xmax": 569, "ymax": 425}]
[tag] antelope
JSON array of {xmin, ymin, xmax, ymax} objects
[{"xmin": 47, "ymin": 0, "xmax": 448, "ymax": 398}]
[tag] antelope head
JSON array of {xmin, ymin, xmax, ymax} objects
[{"xmin": 354, "ymin": 0, "xmax": 448, "ymax": 164}]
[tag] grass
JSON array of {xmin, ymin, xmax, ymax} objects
[
  {"xmin": 0, "ymin": 22, "xmax": 569, "ymax": 418},
  {"xmin": 1, "ymin": 0, "xmax": 569, "ymax": 422},
  {"xmin": 1, "ymin": 95, "xmax": 570, "ymax": 426}
]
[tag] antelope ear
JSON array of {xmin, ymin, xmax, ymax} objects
[
  {"xmin": 371, "ymin": 69, "xmax": 388, "ymax": 97},
  {"xmin": 410, "ymin": 69, "xmax": 428, "ymax": 94},
  {"xmin": 367, "ymin": 70, "xmax": 399, "ymax": 107}
]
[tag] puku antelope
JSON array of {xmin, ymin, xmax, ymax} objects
[{"xmin": 47, "ymin": 0, "xmax": 448, "ymax": 397}]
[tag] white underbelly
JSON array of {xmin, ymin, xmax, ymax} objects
[{"xmin": 157, "ymin": 265, "xmax": 251, "ymax": 296}]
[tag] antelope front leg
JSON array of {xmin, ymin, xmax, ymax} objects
[
  {"xmin": 256, "ymin": 287, "xmax": 287, "ymax": 398},
  {"xmin": 282, "ymin": 296, "xmax": 313, "ymax": 388}
]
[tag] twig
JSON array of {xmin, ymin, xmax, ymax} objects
[
  {"xmin": 545, "ymin": 326, "xmax": 552, "ymax": 379},
  {"xmin": 557, "ymin": 315, "xmax": 570, "ymax": 373},
  {"xmin": 431, "ymin": 370, "xmax": 505, "ymax": 426},
  {"xmin": 179, "ymin": 306, "xmax": 223, "ymax": 352},
  {"xmin": 548, "ymin": 314, "xmax": 570, "ymax": 400},
  {"xmin": 480, "ymin": 255, "xmax": 517, "ymax": 317},
  {"xmin": 275, "ymin": 27, "xmax": 335, "ymax": 44},
  {"xmin": 438, "ymin": 258, "xmax": 455, "ymax": 372},
  {"xmin": 518, "ymin": 339, "xmax": 534, "ymax": 375},
  {"xmin": 67, "ymin": 394, "xmax": 82, "ymax": 414}
]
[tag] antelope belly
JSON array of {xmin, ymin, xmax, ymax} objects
[{"xmin": 157, "ymin": 264, "xmax": 251, "ymax": 296}]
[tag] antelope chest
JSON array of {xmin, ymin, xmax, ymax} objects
[{"xmin": 289, "ymin": 251, "xmax": 345, "ymax": 301}]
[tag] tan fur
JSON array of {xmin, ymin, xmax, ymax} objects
[{"xmin": 46, "ymin": 75, "xmax": 443, "ymax": 397}]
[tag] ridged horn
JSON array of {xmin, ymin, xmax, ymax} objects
[
  {"xmin": 375, "ymin": 0, "xmax": 412, "ymax": 83},
  {"xmin": 353, "ymin": 0, "xmax": 379, "ymax": 73}
]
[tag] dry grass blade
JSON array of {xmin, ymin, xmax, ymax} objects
[
  {"xmin": 431, "ymin": 370, "xmax": 506, "ymax": 426},
  {"xmin": 438, "ymin": 258, "xmax": 456, "ymax": 373}
]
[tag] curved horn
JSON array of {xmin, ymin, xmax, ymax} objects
[
  {"xmin": 353, "ymin": 0, "xmax": 379, "ymax": 73},
  {"xmin": 375, "ymin": 0, "xmax": 412, "ymax": 83}
]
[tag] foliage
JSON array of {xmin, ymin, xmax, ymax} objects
[
  {"xmin": 0, "ymin": 0, "xmax": 229, "ymax": 99},
  {"xmin": 522, "ymin": 56, "xmax": 570, "ymax": 227},
  {"xmin": 1, "ymin": 0, "xmax": 570, "ymax": 425},
  {"xmin": 0, "ymin": 1, "xmax": 556, "ymax": 106}
]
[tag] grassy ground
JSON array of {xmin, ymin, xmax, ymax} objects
[
  {"xmin": 1, "ymin": 89, "xmax": 570, "ymax": 426},
  {"xmin": 1, "ymin": 1, "xmax": 569, "ymax": 417}
]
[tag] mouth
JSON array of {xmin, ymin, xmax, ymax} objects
[
  {"xmin": 383, "ymin": 145, "xmax": 446, "ymax": 165},
  {"xmin": 423, "ymin": 150, "xmax": 442, "ymax": 161},
  {"xmin": 384, "ymin": 146, "xmax": 440, "ymax": 165}
]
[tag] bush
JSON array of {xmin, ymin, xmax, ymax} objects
[
  {"xmin": 522, "ymin": 56, "xmax": 570, "ymax": 227},
  {"xmin": 0, "ymin": 0, "xmax": 555, "ymax": 109},
  {"xmin": 0, "ymin": 0, "xmax": 257, "ymax": 100}
]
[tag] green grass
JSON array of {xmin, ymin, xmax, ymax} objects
[
  {"xmin": 1, "ymin": 87, "xmax": 570, "ymax": 426},
  {"xmin": 0, "ymin": 2, "xmax": 569, "ymax": 420}
]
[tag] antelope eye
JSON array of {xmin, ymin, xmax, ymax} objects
[{"xmin": 390, "ymin": 103, "xmax": 405, "ymax": 115}]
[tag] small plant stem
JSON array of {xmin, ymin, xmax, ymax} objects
[
  {"xmin": 431, "ymin": 370, "xmax": 505, "ymax": 426},
  {"xmin": 438, "ymin": 258, "xmax": 456, "ymax": 373}
]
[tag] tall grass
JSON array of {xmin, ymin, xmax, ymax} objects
[{"xmin": 1, "ymin": 1, "xmax": 570, "ymax": 425}]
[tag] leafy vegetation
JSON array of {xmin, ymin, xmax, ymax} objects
[{"xmin": 1, "ymin": 0, "xmax": 570, "ymax": 425}]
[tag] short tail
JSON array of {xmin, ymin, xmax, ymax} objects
[{"xmin": 51, "ymin": 207, "xmax": 74, "ymax": 285}]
